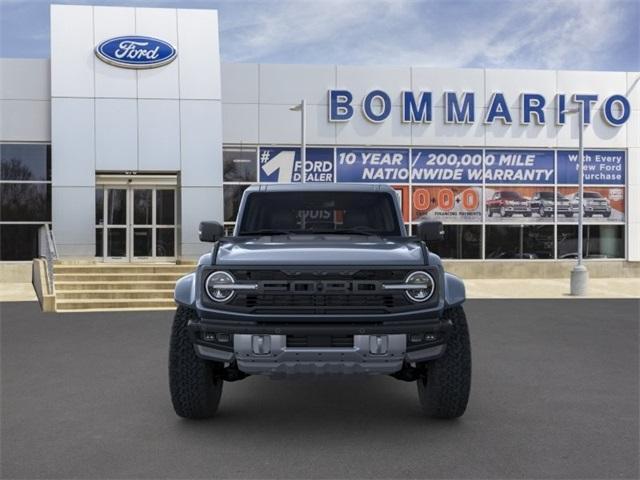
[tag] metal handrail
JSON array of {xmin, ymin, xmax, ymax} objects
[{"xmin": 39, "ymin": 224, "xmax": 58, "ymax": 293}]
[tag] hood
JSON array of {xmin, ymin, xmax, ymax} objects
[{"xmin": 216, "ymin": 235, "xmax": 425, "ymax": 266}]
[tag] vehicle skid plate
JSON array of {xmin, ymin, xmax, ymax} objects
[{"xmin": 194, "ymin": 334, "xmax": 446, "ymax": 376}]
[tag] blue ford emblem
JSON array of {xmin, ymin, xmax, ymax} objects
[{"xmin": 95, "ymin": 36, "xmax": 177, "ymax": 69}]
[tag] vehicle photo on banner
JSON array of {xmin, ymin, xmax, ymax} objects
[
  {"xmin": 259, "ymin": 147, "xmax": 334, "ymax": 183},
  {"xmin": 413, "ymin": 186, "xmax": 482, "ymax": 223},
  {"xmin": 557, "ymin": 187, "xmax": 625, "ymax": 222},
  {"xmin": 485, "ymin": 187, "xmax": 559, "ymax": 222}
]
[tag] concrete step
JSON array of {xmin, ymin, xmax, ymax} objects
[
  {"xmin": 54, "ymin": 273, "xmax": 185, "ymax": 282},
  {"xmin": 55, "ymin": 281, "xmax": 177, "ymax": 291},
  {"xmin": 56, "ymin": 289, "xmax": 174, "ymax": 300},
  {"xmin": 53, "ymin": 265, "xmax": 194, "ymax": 275},
  {"xmin": 55, "ymin": 298, "xmax": 177, "ymax": 311}
]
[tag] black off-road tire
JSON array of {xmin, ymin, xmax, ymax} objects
[
  {"xmin": 417, "ymin": 306, "xmax": 471, "ymax": 419},
  {"xmin": 169, "ymin": 306, "xmax": 224, "ymax": 419}
]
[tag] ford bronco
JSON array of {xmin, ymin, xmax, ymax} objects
[{"xmin": 169, "ymin": 184, "xmax": 471, "ymax": 419}]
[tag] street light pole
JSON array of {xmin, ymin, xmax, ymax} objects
[
  {"xmin": 570, "ymin": 102, "xmax": 589, "ymax": 295},
  {"xmin": 289, "ymin": 99, "xmax": 306, "ymax": 183}
]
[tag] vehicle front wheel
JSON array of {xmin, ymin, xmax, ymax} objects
[
  {"xmin": 417, "ymin": 306, "xmax": 471, "ymax": 419},
  {"xmin": 169, "ymin": 306, "xmax": 224, "ymax": 419}
]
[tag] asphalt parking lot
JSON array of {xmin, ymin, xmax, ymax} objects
[{"xmin": 1, "ymin": 299, "xmax": 638, "ymax": 479}]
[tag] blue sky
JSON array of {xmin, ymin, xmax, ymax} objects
[{"xmin": 1, "ymin": 0, "xmax": 638, "ymax": 71}]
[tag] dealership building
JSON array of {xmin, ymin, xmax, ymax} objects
[{"xmin": 1, "ymin": 4, "xmax": 639, "ymax": 270}]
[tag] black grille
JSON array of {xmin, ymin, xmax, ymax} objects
[
  {"xmin": 209, "ymin": 268, "xmax": 434, "ymax": 314},
  {"xmin": 287, "ymin": 335, "xmax": 353, "ymax": 348}
]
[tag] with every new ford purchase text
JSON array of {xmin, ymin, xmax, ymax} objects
[{"xmin": 169, "ymin": 184, "xmax": 471, "ymax": 420}]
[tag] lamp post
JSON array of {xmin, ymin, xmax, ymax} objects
[
  {"xmin": 289, "ymin": 100, "xmax": 306, "ymax": 183},
  {"xmin": 570, "ymin": 102, "xmax": 588, "ymax": 295}
]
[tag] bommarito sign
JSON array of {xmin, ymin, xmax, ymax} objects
[{"xmin": 328, "ymin": 89, "xmax": 631, "ymax": 127}]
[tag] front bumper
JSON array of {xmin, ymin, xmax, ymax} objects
[{"xmin": 189, "ymin": 317, "xmax": 451, "ymax": 376}]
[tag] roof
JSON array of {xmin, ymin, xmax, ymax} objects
[{"xmin": 245, "ymin": 183, "xmax": 396, "ymax": 193}]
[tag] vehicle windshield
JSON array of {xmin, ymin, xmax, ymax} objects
[
  {"xmin": 500, "ymin": 191, "xmax": 525, "ymax": 200},
  {"xmin": 237, "ymin": 191, "xmax": 402, "ymax": 236},
  {"xmin": 583, "ymin": 192, "xmax": 603, "ymax": 198},
  {"xmin": 538, "ymin": 192, "xmax": 554, "ymax": 200}
]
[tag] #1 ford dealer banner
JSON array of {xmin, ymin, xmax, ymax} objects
[{"xmin": 259, "ymin": 147, "xmax": 334, "ymax": 183}]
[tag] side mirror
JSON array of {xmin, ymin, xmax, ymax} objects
[
  {"xmin": 199, "ymin": 221, "xmax": 225, "ymax": 243},
  {"xmin": 417, "ymin": 220, "xmax": 445, "ymax": 243}
]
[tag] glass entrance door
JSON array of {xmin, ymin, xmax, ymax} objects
[{"xmin": 96, "ymin": 185, "xmax": 176, "ymax": 262}]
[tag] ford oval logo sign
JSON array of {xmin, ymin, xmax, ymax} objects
[{"xmin": 95, "ymin": 36, "xmax": 177, "ymax": 69}]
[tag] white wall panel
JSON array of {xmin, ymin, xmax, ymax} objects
[
  {"xmin": 259, "ymin": 104, "xmax": 300, "ymax": 144},
  {"xmin": 93, "ymin": 6, "xmax": 136, "ymax": 98},
  {"xmin": 181, "ymin": 100, "xmax": 223, "ymax": 187},
  {"xmin": 336, "ymin": 106, "xmax": 411, "ymax": 146},
  {"xmin": 0, "ymin": 100, "xmax": 50, "ymax": 142},
  {"xmin": 412, "ymin": 107, "xmax": 484, "ymax": 147},
  {"xmin": 138, "ymin": 99, "xmax": 180, "ymax": 171},
  {"xmin": 136, "ymin": 8, "xmax": 179, "ymax": 99},
  {"xmin": 485, "ymin": 69, "xmax": 557, "ymax": 110},
  {"xmin": 0, "ymin": 59, "xmax": 49, "ymax": 100},
  {"xmin": 557, "ymin": 71, "xmax": 627, "ymax": 110},
  {"xmin": 51, "ymin": 98, "xmax": 94, "ymax": 186},
  {"xmin": 222, "ymin": 103, "xmax": 259, "ymax": 145},
  {"xmin": 306, "ymin": 105, "xmax": 336, "ymax": 145},
  {"xmin": 52, "ymin": 186, "xmax": 95, "ymax": 246},
  {"xmin": 627, "ymin": 72, "xmax": 640, "ymax": 109},
  {"xmin": 50, "ymin": 4, "xmax": 94, "ymax": 98},
  {"xmin": 221, "ymin": 63, "xmax": 259, "ymax": 104},
  {"xmin": 627, "ymin": 110, "xmax": 640, "ymax": 149},
  {"xmin": 411, "ymin": 67, "xmax": 485, "ymax": 108},
  {"xmin": 95, "ymin": 99, "xmax": 137, "ymax": 170},
  {"xmin": 556, "ymin": 112, "xmax": 627, "ymax": 148},
  {"xmin": 336, "ymin": 66, "xmax": 410, "ymax": 106},
  {"xmin": 177, "ymin": 9, "xmax": 220, "ymax": 100},
  {"xmin": 180, "ymin": 186, "xmax": 223, "ymax": 255},
  {"xmin": 627, "ymin": 148, "xmax": 640, "ymax": 261},
  {"xmin": 485, "ymin": 108, "xmax": 558, "ymax": 148},
  {"xmin": 260, "ymin": 64, "xmax": 335, "ymax": 105}
]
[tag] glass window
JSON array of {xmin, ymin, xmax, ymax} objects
[
  {"xmin": 133, "ymin": 189, "xmax": 153, "ymax": 225},
  {"xmin": 223, "ymin": 184, "xmax": 250, "ymax": 222},
  {"xmin": 0, "ymin": 224, "xmax": 40, "ymax": 260},
  {"xmin": 486, "ymin": 225, "xmax": 554, "ymax": 259},
  {"xmin": 557, "ymin": 225, "xmax": 624, "ymax": 259},
  {"xmin": 107, "ymin": 229, "xmax": 126, "ymax": 257},
  {"xmin": 106, "ymin": 189, "xmax": 127, "ymax": 225},
  {"xmin": 223, "ymin": 148, "xmax": 257, "ymax": 182},
  {"xmin": 156, "ymin": 190, "xmax": 175, "ymax": 225},
  {"xmin": 95, "ymin": 189, "xmax": 104, "ymax": 226},
  {"xmin": 133, "ymin": 228, "xmax": 153, "ymax": 257},
  {"xmin": 156, "ymin": 228, "xmax": 175, "ymax": 257},
  {"xmin": 428, "ymin": 225, "xmax": 482, "ymax": 259},
  {"xmin": 0, "ymin": 144, "xmax": 51, "ymax": 181},
  {"xmin": 237, "ymin": 191, "xmax": 402, "ymax": 236},
  {"xmin": 95, "ymin": 228, "xmax": 103, "ymax": 257},
  {"xmin": 0, "ymin": 183, "xmax": 51, "ymax": 222}
]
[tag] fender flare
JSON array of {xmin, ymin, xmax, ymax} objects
[
  {"xmin": 444, "ymin": 272, "xmax": 466, "ymax": 307},
  {"xmin": 174, "ymin": 272, "xmax": 197, "ymax": 308}
]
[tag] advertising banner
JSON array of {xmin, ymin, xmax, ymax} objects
[
  {"xmin": 557, "ymin": 187, "xmax": 625, "ymax": 222},
  {"xmin": 485, "ymin": 186, "xmax": 557, "ymax": 222},
  {"xmin": 557, "ymin": 150, "xmax": 625, "ymax": 185},
  {"xmin": 259, "ymin": 147, "xmax": 334, "ymax": 183},
  {"xmin": 336, "ymin": 148, "xmax": 410, "ymax": 183},
  {"xmin": 412, "ymin": 186, "xmax": 482, "ymax": 223},
  {"xmin": 484, "ymin": 150, "xmax": 554, "ymax": 184},
  {"xmin": 391, "ymin": 185, "xmax": 410, "ymax": 223},
  {"xmin": 411, "ymin": 149, "xmax": 483, "ymax": 184}
]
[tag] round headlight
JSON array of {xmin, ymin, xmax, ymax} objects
[
  {"xmin": 205, "ymin": 271, "xmax": 235, "ymax": 303},
  {"xmin": 405, "ymin": 271, "xmax": 435, "ymax": 302}
]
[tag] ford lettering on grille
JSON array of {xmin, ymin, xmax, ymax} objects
[{"xmin": 95, "ymin": 36, "xmax": 177, "ymax": 69}]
